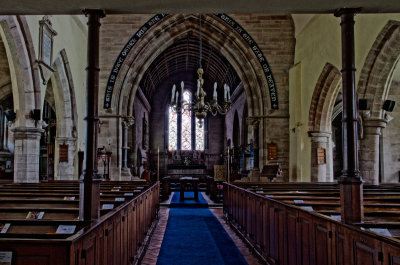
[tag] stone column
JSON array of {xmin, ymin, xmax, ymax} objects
[
  {"xmin": 121, "ymin": 116, "xmax": 134, "ymax": 180},
  {"xmin": 12, "ymin": 127, "xmax": 42, "ymax": 183},
  {"xmin": 55, "ymin": 137, "xmax": 77, "ymax": 180},
  {"xmin": 335, "ymin": 8, "xmax": 364, "ymax": 224},
  {"xmin": 359, "ymin": 119, "xmax": 387, "ymax": 185},
  {"xmin": 308, "ymin": 131, "xmax": 331, "ymax": 182},
  {"xmin": 79, "ymin": 9, "xmax": 105, "ymax": 222},
  {"xmin": 247, "ymin": 117, "xmax": 260, "ymax": 181}
]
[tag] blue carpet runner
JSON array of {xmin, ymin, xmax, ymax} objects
[{"xmin": 157, "ymin": 193, "xmax": 248, "ymax": 265}]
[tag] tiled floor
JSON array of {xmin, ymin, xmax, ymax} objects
[
  {"xmin": 141, "ymin": 207, "xmax": 170, "ymax": 265},
  {"xmin": 140, "ymin": 193, "xmax": 262, "ymax": 265}
]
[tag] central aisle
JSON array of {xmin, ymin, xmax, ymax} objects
[{"xmin": 156, "ymin": 192, "xmax": 248, "ymax": 265}]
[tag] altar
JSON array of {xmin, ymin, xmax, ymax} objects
[{"xmin": 179, "ymin": 177, "xmax": 199, "ymax": 201}]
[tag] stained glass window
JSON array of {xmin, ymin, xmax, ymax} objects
[
  {"xmin": 168, "ymin": 106, "xmax": 177, "ymax": 151},
  {"xmin": 168, "ymin": 87, "xmax": 205, "ymax": 151},
  {"xmin": 195, "ymin": 118, "xmax": 204, "ymax": 151},
  {"xmin": 181, "ymin": 91, "xmax": 192, "ymax": 150}
]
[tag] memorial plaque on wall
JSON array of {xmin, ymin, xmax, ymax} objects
[
  {"xmin": 59, "ymin": 144, "xmax": 69, "ymax": 163},
  {"xmin": 267, "ymin": 143, "xmax": 277, "ymax": 160},
  {"xmin": 317, "ymin": 147, "xmax": 326, "ymax": 165}
]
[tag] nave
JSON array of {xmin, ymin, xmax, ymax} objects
[{"xmin": 141, "ymin": 191, "xmax": 261, "ymax": 265}]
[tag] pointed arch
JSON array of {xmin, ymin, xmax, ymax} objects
[
  {"xmin": 107, "ymin": 14, "xmax": 274, "ymax": 120},
  {"xmin": 308, "ymin": 63, "xmax": 342, "ymax": 132},
  {"xmin": 357, "ymin": 20, "xmax": 400, "ymax": 119},
  {"xmin": 0, "ymin": 16, "xmax": 40, "ymax": 127},
  {"xmin": 50, "ymin": 49, "xmax": 78, "ymax": 180}
]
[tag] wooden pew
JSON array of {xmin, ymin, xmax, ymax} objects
[
  {"xmin": 224, "ymin": 182, "xmax": 400, "ymax": 265},
  {"xmin": 0, "ymin": 180, "xmax": 159, "ymax": 265}
]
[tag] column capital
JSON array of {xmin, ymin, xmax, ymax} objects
[
  {"xmin": 308, "ymin": 130, "xmax": 331, "ymax": 139},
  {"xmin": 246, "ymin": 116, "xmax": 260, "ymax": 126},
  {"xmin": 11, "ymin": 126, "xmax": 43, "ymax": 139},
  {"xmin": 363, "ymin": 118, "xmax": 387, "ymax": 128},
  {"xmin": 82, "ymin": 9, "xmax": 106, "ymax": 18},
  {"xmin": 334, "ymin": 8, "xmax": 362, "ymax": 17},
  {"xmin": 122, "ymin": 116, "xmax": 135, "ymax": 127}
]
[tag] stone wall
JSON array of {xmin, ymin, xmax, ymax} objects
[{"xmin": 98, "ymin": 14, "xmax": 294, "ymax": 180}]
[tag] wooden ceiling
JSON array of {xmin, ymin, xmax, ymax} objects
[{"xmin": 139, "ymin": 34, "xmax": 240, "ymax": 101}]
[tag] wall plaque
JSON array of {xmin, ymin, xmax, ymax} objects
[
  {"xmin": 38, "ymin": 16, "xmax": 57, "ymax": 84},
  {"xmin": 59, "ymin": 144, "xmax": 69, "ymax": 163},
  {"xmin": 317, "ymin": 147, "xmax": 326, "ymax": 165},
  {"xmin": 267, "ymin": 143, "xmax": 277, "ymax": 160}
]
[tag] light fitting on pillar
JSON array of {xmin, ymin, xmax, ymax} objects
[
  {"xmin": 383, "ymin": 100, "xmax": 396, "ymax": 112},
  {"xmin": 169, "ymin": 14, "xmax": 232, "ymax": 122},
  {"xmin": 358, "ymin": 99, "xmax": 368, "ymax": 110}
]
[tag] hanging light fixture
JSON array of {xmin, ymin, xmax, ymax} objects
[{"xmin": 170, "ymin": 14, "xmax": 232, "ymax": 121}]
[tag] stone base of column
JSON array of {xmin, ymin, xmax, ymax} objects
[
  {"xmin": 340, "ymin": 179, "xmax": 364, "ymax": 224},
  {"xmin": 12, "ymin": 127, "xmax": 43, "ymax": 183},
  {"xmin": 120, "ymin": 167, "xmax": 132, "ymax": 181},
  {"xmin": 249, "ymin": 168, "xmax": 260, "ymax": 182}
]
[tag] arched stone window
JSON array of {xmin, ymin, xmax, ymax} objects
[{"xmin": 168, "ymin": 90, "xmax": 205, "ymax": 151}]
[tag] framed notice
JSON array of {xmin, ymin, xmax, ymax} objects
[
  {"xmin": 317, "ymin": 147, "xmax": 326, "ymax": 165},
  {"xmin": 39, "ymin": 16, "xmax": 57, "ymax": 67},
  {"xmin": 267, "ymin": 143, "xmax": 277, "ymax": 160},
  {"xmin": 59, "ymin": 144, "xmax": 69, "ymax": 163},
  {"xmin": 37, "ymin": 16, "xmax": 57, "ymax": 84}
]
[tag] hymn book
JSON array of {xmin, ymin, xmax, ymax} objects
[
  {"xmin": 0, "ymin": 223, "xmax": 10, "ymax": 234},
  {"xmin": 0, "ymin": 251, "xmax": 12, "ymax": 265},
  {"xmin": 26, "ymin": 211, "xmax": 45, "ymax": 220}
]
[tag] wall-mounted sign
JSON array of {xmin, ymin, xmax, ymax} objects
[
  {"xmin": 317, "ymin": 147, "xmax": 326, "ymax": 165},
  {"xmin": 267, "ymin": 143, "xmax": 277, "ymax": 160},
  {"xmin": 59, "ymin": 144, "xmax": 69, "ymax": 163}
]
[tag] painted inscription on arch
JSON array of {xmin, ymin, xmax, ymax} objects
[
  {"xmin": 104, "ymin": 14, "xmax": 168, "ymax": 109},
  {"xmin": 216, "ymin": 14, "xmax": 278, "ymax": 109},
  {"xmin": 104, "ymin": 14, "xmax": 279, "ymax": 110}
]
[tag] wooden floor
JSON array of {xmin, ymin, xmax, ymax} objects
[{"xmin": 141, "ymin": 193, "xmax": 262, "ymax": 265}]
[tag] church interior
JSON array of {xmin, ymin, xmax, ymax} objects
[{"xmin": 0, "ymin": 0, "xmax": 400, "ymax": 264}]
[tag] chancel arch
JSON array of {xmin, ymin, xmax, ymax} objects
[{"xmin": 102, "ymin": 14, "xmax": 294, "ymax": 179}]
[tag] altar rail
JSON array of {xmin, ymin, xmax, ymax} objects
[
  {"xmin": 224, "ymin": 183, "xmax": 400, "ymax": 265},
  {"xmin": 0, "ymin": 182, "xmax": 159, "ymax": 265}
]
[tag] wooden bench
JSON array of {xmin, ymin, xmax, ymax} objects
[
  {"xmin": 0, "ymin": 180, "xmax": 159, "ymax": 265},
  {"xmin": 225, "ymin": 182, "xmax": 400, "ymax": 265}
]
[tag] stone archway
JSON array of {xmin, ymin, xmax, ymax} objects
[
  {"xmin": 101, "ymin": 14, "xmax": 294, "ymax": 179},
  {"xmin": 50, "ymin": 49, "xmax": 78, "ymax": 180},
  {"xmin": 357, "ymin": 20, "xmax": 400, "ymax": 184},
  {"xmin": 0, "ymin": 16, "xmax": 42, "ymax": 183},
  {"xmin": 308, "ymin": 63, "xmax": 342, "ymax": 182}
]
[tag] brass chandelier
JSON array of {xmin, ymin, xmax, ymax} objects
[{"xmin": 169, "ymin": 14, "xmax": 232, "ymax": 121}]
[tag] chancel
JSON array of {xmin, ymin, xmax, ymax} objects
[{"xmin": 0, "ymin": 1, "xmax": 400, "ymax": 265}]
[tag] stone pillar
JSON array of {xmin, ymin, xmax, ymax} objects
[
  {"xmin": 121, "ymin": 117, "xmax": 134, "ymax": 180},
  {"xmin": 308, "ymin": 131, "xmax": 331, "ymax": 182},
  {"xmin": 79, "ymin": 9, "xmax": 105, "ymax": 222},
  {"xmin": 359, "ymin": 119, "xmax": 387, "ymax": 185},
  {"xmin": 247, "ymin": 117, "xmax": 260, "ymax": 181},
  {"xmin": 55, "ymin": 137, "xmax": 77, "ymax": 180},
  {"xmin": 335, "ymin": 8, "xmax": 364, "ymax": 224},
  {"xmin": 12, "ymin": 127, "xmax": 42, "ymax": 183}
]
